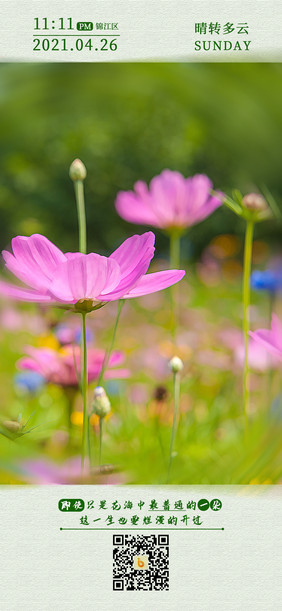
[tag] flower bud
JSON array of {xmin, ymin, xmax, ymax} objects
[
  {"xmin": 92, "ymin": 386, "xmax": 111, "ymax": 418},
  {"xmin": 3, "ymin": 420, "xmax": 22, "ymax": 432},
  {"xmin": 69, "ymin": 158, "xmax": 87, "ymax": 181},
  {"xmin": 242, "ymin": 193, "xmax": 268, "ymax": 212},
  {"xmin": 169, "ymin": 356, "xmax": 184, "ymax": 373}
]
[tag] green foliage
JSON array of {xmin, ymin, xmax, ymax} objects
[{"xmin": 0, "ymin": 63, "xmax": 281, "ymax": 257}]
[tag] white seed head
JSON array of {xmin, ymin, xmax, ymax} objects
[
  {"xmin": 242, "ymin": 193, "xmax": 267, "ymax": 212},
  {"xmin": 69, "ymin": 158, "xmax": 87, "ymax": 181},
  {"xmin": 169, "ymin": 356, "xmax": 184, "ymax": 373},
  {"xmin": 92, "ymin": 386, "xmax": 111, "ymax": 418}
]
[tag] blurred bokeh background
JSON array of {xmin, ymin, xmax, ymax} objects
[{"xmin": 0, "ymin": 62, "xmax": 282, "ymax": 257}]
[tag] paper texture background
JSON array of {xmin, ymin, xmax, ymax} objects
[
  {"xmin": 0, "ymin": 486, "xmax": 281, "ymax": 609},
  {"xmin": 0, "ymin": 0, "xmax": 281, "ymax": 62}
]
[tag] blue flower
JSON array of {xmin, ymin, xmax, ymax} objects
[
  {"xmin": 74, "ymin": 327, "xmax": 94, "ymax": 345},
  {"xmin": 14, "ymin": 371, "xmax": 45, "ymax": 394},
  {"xmin": 251, "ymin": 270, "xmax": 282, "ymax": 293},
  {"xmin": 270, "ymin": 394, "xmax": 282, "ymax": 422},
  {"xmin": 105, "ymin": 380, "xmax": 125, "ymax": 396}
]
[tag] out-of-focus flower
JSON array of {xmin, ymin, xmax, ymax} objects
[
  {"xmin": 209, "ymin": 234, "xmax": 241, "ymax": 260},
  {"xmin": 37, "ymin": 333, "xmax": 60, "ymax": 350},
  {"xmin": 115, "ymin": 171, "xmax": 222, "ymax": 230},
  {"xmin": 234, "ymin": 338, "xmax": 278, "ymax": 372},
  {"xmin": 54, "ymin": 324, "xmax": 76, "ymax": 346},
  {"xmin": 0, "ymin": 307, "xmax": 23, "ymax": 331},
  {"xmin": 71, "ymin": 410, "xmax": 110, "ymax": 428},
  {"xmin": 14, "ymin": 371, "xmax": 45, "ymax": 393},
  {"xmin": 17, "ymin": 345, "xmax": 130, "ymax": 387},
  {"xmin": 218, "ymin": 327, "xmax": 242, "ymax": 350},
  {"xmin": 53, "ymin": 323, "xmax": 94, "ymax": 346},
  {"xmin": 0, "ymin": 307, "xmax": 46, "ymax": 334},
  {"xmin": 74, "ymin": 326, "xmax": 94, "ymax": 345},
  {"xmin": 0, "ymin": 232, "xmax": 185, "ymax": 308},
  {"xmin": 219, "ymin": 325, "xmax": 279, "ymax": 371},
  {"xmin": 18, "ymin": 457, "xmax": 126, "ymax": 484},
  {"xmin": 249, "ymin": 315, "xmax": 282, "ymax": 361},
  {"xmin": 251, "ymin": 269, "xmax": 282, "ymax": 293}
]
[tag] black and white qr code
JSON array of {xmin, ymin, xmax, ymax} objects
[{"xmin": 113, "ymin": 534, "xmax": 169, "ymax": 591}]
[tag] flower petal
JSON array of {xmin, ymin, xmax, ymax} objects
[
  {"xmin": 105, "ymin": 368, "xmax": 130, "ymax": 379},
  {"xmin": 249, "ymin": 315, "xmax": 282, "ymax": 360},
  {"xmin": 149, "ymin": 170, "xmax": 188, "ymax": 227},
  {"xmin": 183, "ymin": 175, "xmax": 222, "ymax": 226},
  {"xmin": 0, "ymin": 280, "xmax": 53, "ymax": 302},
  {"xmin": 271, "ymin": 314, "xmax": 282, "ymax": 346},
  {"xmin": 115, "ymin": 181, "xmax": 160, "ymax": 227},
  {"xmin": 104, "ymin": 232, "xmax": 155, "ymax": 298},
  {"xmin": 115, "ymin": 171, "xmax": 222, "ymax": 230},
  {"xmin": 3, "ymin": 234, "xmax": 66, "ymax": 291},
  {"xmin": 122, "ymin": 269, "xmax": 186, "ymax": 298},
  {"xmin": 49, "ymin": 254, "xmax": 121, "ymax": 303},
  {"xmin": 110, "ymin": 232, "xmax": 155, "ymax": 276}
]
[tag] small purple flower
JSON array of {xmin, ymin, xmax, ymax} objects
[{"xmin": 115, "ymin": 170, "xmax": 222, "ymax": 230}]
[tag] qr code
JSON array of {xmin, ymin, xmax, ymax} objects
[{"xmin": 113, "ymin": 534, "xmax": 169, "ymax": 591}]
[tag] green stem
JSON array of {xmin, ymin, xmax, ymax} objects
[
  {"xmin": 64, "ymin": 387, "xmax": 76, "ymax": 436},
  {"xmin": 99, "ymin": 416, "xmax": 103, "ymax": 467},
  {"xmin": 242, "ymin": 220, "xmax": 254, "ymax": 430},
  {"xmin": 269, "ymin": 290, "xmax": 276, "ymax": 324},
  {"xmin": 81, "ymin": 312, "xmax": 88, "ymax": 471},
  {"xmin": 73, "ymin": 176, "xmax": 88, "ymax": 470},
  {"xmin": 169, "ymin": 232, "xmax": 181, "ymax": 337},
  {"xmin": 98, "ymin": 299, "xmax": 125, "ymax": 386},
  {"xmin": 166, "ymin": 372, "xmax": 180, "ymax": 483},
  {"xmin": 74, "ymin": 180, "xmax": 87, "ymax": 254},
  {"xmin": 169, "ymin": 231, "xmax": 181, "ymax": 270},
  {"xmin": 87, "ymin": 414, "xmax": 92, "ymax": 466}
]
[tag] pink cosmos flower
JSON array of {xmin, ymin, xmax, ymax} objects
[
  {"xmin": 249, "ymin": 315, "xmax": 282, "ymax": 361},
  {"xmin": 0, "ymin": 231, "xmax": 185, "ymax": 309},
  {"xmin": 17, "ymin": 345, "xmax": 129, "ymax": 387},
  {"xmin": 219, "ymin": 326, "xmax": 279, "ymax": 371},
  {"xmin": 18, "ymin": 457, "xmax": 127, "ymax": 484},
  {"xmin": 115, "ymin": 170, "xmax": 222, "ymax": 230},
  {"xmin": 234, "ymin": 339, "xmax": 278, "ymax": 372}
]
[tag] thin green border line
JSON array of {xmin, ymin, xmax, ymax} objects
[{"xmin": 60, "ymin": 527, "xmax": 224, "ymax": 531}]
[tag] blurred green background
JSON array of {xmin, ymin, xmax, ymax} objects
[{"xmin": 0, "ymin": 62, "xmax": 281, "ymax": 258}]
